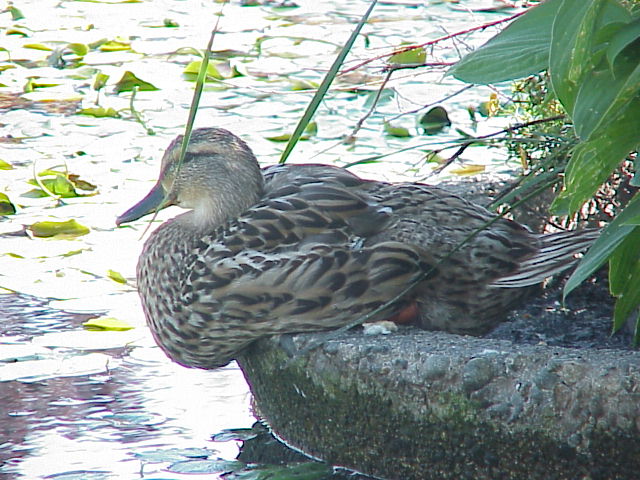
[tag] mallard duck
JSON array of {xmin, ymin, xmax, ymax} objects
[{"xmin": 117, "ymin": 127, "xmax": 598, "ymax": 369}]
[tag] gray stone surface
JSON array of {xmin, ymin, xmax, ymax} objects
[{"xmin": 238, "ymin": 328, "xmax": 640, "ymax": 479}]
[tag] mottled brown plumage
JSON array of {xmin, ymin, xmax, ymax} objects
[{"xmin": 117, "ymin": 128, "xmax": 598, "ymax": 369}]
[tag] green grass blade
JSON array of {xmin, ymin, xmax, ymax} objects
[
  {"xmin": 278, "ymin": 0, "xmax": 378, "ymax": 164},
  {"xmin": 179, "ymin": 18, "xmax": 222, "ymax": 164}
]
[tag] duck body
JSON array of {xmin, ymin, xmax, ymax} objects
[{"xmin": 118, "ymin": 128, "xmax": 598, "ymax": 369}]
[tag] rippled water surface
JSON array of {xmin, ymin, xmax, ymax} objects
[
  {"xmin": 1, "ymin": 294, "xmax": 252, "ymax": 479},
  {"xmin": 0, "ymin": 0, "xmax": 521, "ymax": 477}
]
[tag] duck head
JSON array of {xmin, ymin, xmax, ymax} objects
[{"xmin": 116, "ymin": 128, "xmax": 264, "ymax": 228}]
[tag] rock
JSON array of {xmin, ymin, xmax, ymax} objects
[{"xmin": 238, "ymin": 328, "xmax": 640, "ymax": 479}]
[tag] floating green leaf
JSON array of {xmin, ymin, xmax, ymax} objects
[
  {"xmin": 450, "ymin": 164, "xmax": 485, "ymax": 176},
  {"xmin": 99, "ymin": 39, "xmax": 131, "ymax": 52},
  {"xmin": 0, "ymin": 159, "xmax": 13, "ymax": 170},
  {"xmin": 29, "ymin": 169, "xmax": 97, "ymax": 198},
  {"xmin": 384, "ymin": 122, "xmax": 411, "ymax": 138},
  {"xmin": 7, "ymin": 5, "xmax": 24, "ymax": 20},
  {"xmin": 114, "ymin": 71, "xmax": 158, "ymax": 93},
  {"xmin": 66, "ymin": 43, "xmax": 89, "ymax": 56},
  {"xmin": 388, "ymin": 46, "xmax": 426, "ymax": 65},
  {"xmin": 289, "ymin": 78, "xmax": 318, "ymax": 91},
  {"xmin": 61, "ymin": 249, "xmax": 85, "ymax": 257},
  {"xmin": 24, "ymin": 43, "xmax": 53, "ymax": 51},
  {"xmin": 266, "ymin": 134, "xmax": 293, "ymax": 142},
  {"xmin": 93, "ymin": 72, "xmax": 109, "ymax": 91},
  {"xmin": 29, "ymin": 219, "xmax": 90, "ymax": 238},
  {"xmin": 28, "ymin": 174, "xmax": 77, "ymax": 198},
  {"xmin": 419, "ymin": 106, "xmax": 451, "ymax": 134},
  {"xmin": 78, "ymin": 107, "xmax": 120, "ymax": 118},
  {"xmin": 107, "ymin": 269, "xmax": 127, "ymax": 284},
  {"xmin": 26, "ymin": 80, "xmax": 61, "ymax": 89},
  {"xmin": 6, "ymin": 28, "xmax": 28, "ymax": 37},
  {"xmin": 266, "ymin": 122, "xmax": 317, "ymax": 142},
  {"xmin": 68, "ymin": 174, "xmax": 97, "ymax": 192},
  {"xmin": 363, "ymin": 88, "xmax": 394, "ymax": 109},
  {"xmin": 83, "ymin": 317, "xmax": 134, "ymax": 331},
  {"xmin": 0, "ymin": 192, "xmax": 16, "ymax": 215},
  {"xmin": 183, "ymin": 60, "xmax": 242, "ymax": 82}
]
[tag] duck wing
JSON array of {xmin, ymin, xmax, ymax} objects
[{"xmin": 158, "ymin": 170, "xmax": 434, "ymax": 369}]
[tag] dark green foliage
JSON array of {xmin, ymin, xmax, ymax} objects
[{"xmin": 450, "ymin": 0, "xmax": 640, "ymax": 341}]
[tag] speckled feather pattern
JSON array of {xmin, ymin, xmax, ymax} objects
[{"xmin": 125, "ymin": 128, "xmax": 599, "ymax": 369}]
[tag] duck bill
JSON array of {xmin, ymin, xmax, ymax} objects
[{"xmin": 116, "ymin": 182, "xmax": 171, "ymax": 226}]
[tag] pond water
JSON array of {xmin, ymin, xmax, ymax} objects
[{"xmin": 0, "ymin": 0, "xmax": 524, "ymax": 478}]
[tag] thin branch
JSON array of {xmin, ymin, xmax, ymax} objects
[
  {"xmin": 430, "ymin": 114, "xmax": 566, "ymax": 176},
  {"xmin": 340, "ymin": 10, "xmax": 528, "ymax": 75}
]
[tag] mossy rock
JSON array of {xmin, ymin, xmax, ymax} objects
[{"xmin": 238, "ymin": 328, "xmax": 640, "ymax": 479}]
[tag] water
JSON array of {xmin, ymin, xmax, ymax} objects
[
  {"xmin": 0, "ymin": 0, "xmax": 521, "ymax": 477},
  {"xmin": 0, "ymin": 293, "xmax": 252, "ymax": 479}
]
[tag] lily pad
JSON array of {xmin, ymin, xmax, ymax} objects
[
  {"xmin": 266, "ymin": 122, "xmax": 316, "ymax": 142},
  {"xmin": 83, "ymin": 317, "xmax": 134, "ymax": 331},
  {"xmin": 0, "ymin": 159, "xmax": 14, "ymax": 170},
  {"xmin": 27, "ymin": 168, "xmax": 97, "ymax": 197},
  {"xmin": 289, "ymin": 79, "xmax": 318, "ymax": 91},
  {"xmin": 0, "ymin": 192, "xmax": 16, "ymax": 215},
  {"xmin": 384, "ymin": 121, "xmax": 411, "ymax": 137},
  {"xmin": 106, "ymin": 269, "xmax": 127, "ymax": 284},
  {"xmin": 99, "ymin": 39, "xmax": 132, "ymax": 52},
  {"xmin": 183, "ymin": 60, "xmax": 242, "ymax": 81},
  {"xmin": 28, "ymin": 174, "xmax": 77, "ymax": 197},
  {"xmin": 93, "ymin": 72, "xmax": 109, "ymax": 91},
  {"xmin": 388, "ymin": 45, "xmax": 426, "ymax": 65},
  {"xmin": 114, "ymin": 71, "xmax": 158, "ymax": 93},
  {"xmin": 419, "ymin": 106, "xmax": 451, "ymax": 135},
  {"xmin": 28, "ymin": 219, "xmax": 90, "ymax": 238},
  {"xmin": 7, "ymin": 5, "xmax": 24, "ymax": 20},
  {"xmin": 78, "ymin": 107, "xmax": 120, "ymax": 118},
  {"xmin": 24, "ymin": 43, "xmax": 53, "ymax": 51}
]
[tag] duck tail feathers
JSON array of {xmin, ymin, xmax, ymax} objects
[{"xmin": 490, "ymin": 228, "xmax": 600, "ymax": 288}]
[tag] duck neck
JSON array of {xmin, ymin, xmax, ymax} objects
[{"xmin": 183, "ymin": 179, "xmax": 265, "ymax": 232}]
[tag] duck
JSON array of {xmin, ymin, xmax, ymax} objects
[{"xmin": 116, "ymin": 127, "xmax": 599, "ymax": 369}]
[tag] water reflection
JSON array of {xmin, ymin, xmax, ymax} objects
[{"xmin": 0, "ymin": 294, "xmax": 254, "ymax": 479}]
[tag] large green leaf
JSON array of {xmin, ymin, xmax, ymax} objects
[
  {"xmin": 606, "ymin": 18, "xmax": 640, "ymax": 69},
  {"xmin": 573, "ymin": 59, "xmax": 640, "ymax": 140},
  {"xmin": 609, "ymin": 226, "xmax": 640, "ymax": 332},
  {"xmin": 572, "ymin": 51, "xmax": 640, "ymax": 139},
  {"xmin": 552, "ymin": 96, "xmax": 640, "ymax": 215},
  {"xmin": 563, "ymin": 193, "xmax": 640, "ymax": 300},
  {"xmin": 448, "ymin": 0, "xmax": 560, "ymax": 84},
  {"xmin": 549, "ymin": 0, "xmax": 603, "ymax": 115}
]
